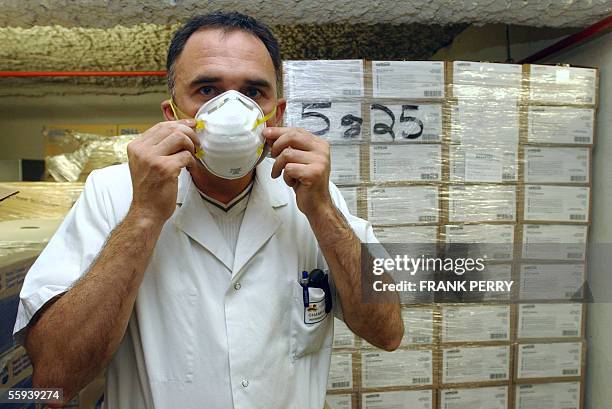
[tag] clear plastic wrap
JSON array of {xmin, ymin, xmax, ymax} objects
[{"xmin": 282, "ymin": 59, "xmax": 596, "ymax": 409}]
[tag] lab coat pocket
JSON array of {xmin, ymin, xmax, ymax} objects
[
  {"xmin": 148, "ymin": 291, "xmax": 199, "ymax": 383},
  {"xmin": 290, "ymin": 282, "xmax": 332, "ymax": 360}
]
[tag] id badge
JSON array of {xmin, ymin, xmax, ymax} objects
[{"xmin": 304, "ymin": 287, "xmax": 327, "ymax": 324}]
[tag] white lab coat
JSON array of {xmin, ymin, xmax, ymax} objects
[{"xmin": 14, "ymin": 158, "xmax": 377, "ymax": 409}]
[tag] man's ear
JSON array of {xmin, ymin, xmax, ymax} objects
[
  {"xmin": 273, "ymin": 98, "xmax": 286, "ymax": 127},
  {"xmin": 161, "ymin": 99, "xmax": 177, "ymax": 121}
]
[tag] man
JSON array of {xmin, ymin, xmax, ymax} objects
[{"xmin": 14, "ymin": 11, "xmax": 402, "ymax": 409}]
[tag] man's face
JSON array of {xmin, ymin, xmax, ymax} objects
[{"xmin": 167, "ymin": 28, "xmax": 284, "ymax": 123}]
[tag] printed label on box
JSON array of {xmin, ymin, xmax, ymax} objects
[
  {"xmin": 283, "ymin": 60, "xmax": 364, "ymax": 99},
  {"xmin": 518, "ymin": 303, "xmax": 583, "ymax": 339},
  {"xmin": 362, "ymin": 390, "xmax": 433, "ymax": 409},
  {"xmin": 515, "ymin": 382, "xmax": 580, "ymax": 409},
  {"xmin": 373, "ymin": 61, "xmax": 445, "ymax": 99},
  {"xmin": 472, "ymin": 264, "xmax": 513, "ymax": 302},
  {"xmin": 338, "ymin": 187, "xmax": 358, "ymax": 216},
  {"xmin": 333, "ymin": 318, "xmax": 356, "ymax": 349},
  {"xmin": 327, "ymin": 353, "xmax": 353, "ymax": 390},
  {"xmin": 529, "ymin": 65, "xmax": 597, "ymax": 105},
  {"xmin": 331, "ymin": 144, "xmax": 361, "ymax": 185},
  {"xmin": 367, "ymin": 186, "xmax": 439, "ymax": 225},
  {"xmin": 525, "ymin": 147, "xmax": 590, "ymax": 184},
  {"xmin": 517, "ymin": 342, "xmax": 582, "ymax": 379},
  {"xmin": 521, "ymin": 224, "xmax": 588, "ymax": 260},
  {"xmin": 452, "ymin": 61, "xmax": 522, "ymax": 99},
  {"xmin": 326, "ymin": 394, "xmax": 352, "ymax": 409},
  {"xmin": 524, "ymin": 185, "xmax": 590, "ymax": 222},
  {"xmin": 442, "ymin": 345, "xmax": 510, "ymax": 384},
  {"xmin": 370, "ymin": 144, "xmax": 441, "ymax": 182},
  {"xmin": 450, "ymin": 102, "xmax": 519, "ymax": 146},
  {"xmin": 440, "ymin": 386, "xmax": 508, "ymax": 409},
  {"xmin": 450, "ymin": 145, "xmax": 517, "ymax": 183},
  {"xmin": 441, "ymin": 305, "xmax": 511, "ymax": 343},
  {"xmin": 370, "ymin": 103, "xmax": 443, "ymax": 142},
  {"xmin": 445, "ymin": 224, "xmax": 514, "ymax": 260},
  {"xmin": 365, "ymin": 307, "xmax": 435, "ymax": 348},
  {"xmin": 519, "ymin": 263, "xmax": 585, "ymax": 301},
  {"xmin": 449, "ymin": 185, "xmax": 516, "ymax": 223},
  {"xmin": 361, "ymin": 349, "xmax": 433, "ymax": 388},
  {"xmin": 285, "ymin": 101, "xmax": 364, "ymax": 141},
  {"xmin": 372, "ymin": 225, "xmax": 437, "ymax": 244},
  {"xmin": 527, "ymin": 106, "xmax": 594, "ymax": 145}
]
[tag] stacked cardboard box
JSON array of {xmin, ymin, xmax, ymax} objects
[
  {"xmin": 0, "ymin": 183, "xmax": 105, "ymax": 409},
  {"xmin": 283, "ymin": 60, "xmax": 597, "ymax": 409}
]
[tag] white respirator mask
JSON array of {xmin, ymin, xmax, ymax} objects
[{"xmin": 190, "ymin": 90, "xmax": 276, "ymax": 179}]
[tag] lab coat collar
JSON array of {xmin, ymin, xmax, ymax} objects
[
  {"xmin": 175, "ymin": 158, "xmax": 289, "ymax": 208},
  {"xmin": 173, "ymin": 158, "xmax": 289, "ymax": 276}
]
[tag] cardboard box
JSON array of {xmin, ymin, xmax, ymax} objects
[
  {"xmin": 283, "ymin": 60, "xmax": 365, "ymax": 100},
  {"xmin": 331, "ymin": 144, "xmax": 362, "ymax": 185},
  {"xmin": 0, "ymin": 346, "xmax": 33, "ymax": 389},
  {"xmin": 328, "ymin": 352, "xmax": 355, "ymax": 391},
  {"xmin": 440, "ymin": 345, "xmax": 511, "ymax": 385},
  {"xmin": 516, "ymin": 341, "xmax": 584, "ymax": 380},
  {"xmin": 116, "ymin": 123, "xmax": 154, "ymax": 135},
  {"xmin": 522, "ymin": 185, "xmax": 590, "ymax": 223},
  {"xmin": 369, "ymin": 102, "xmax": 444, "ymax": 143},
  {"xmin": 455, "ymin": 263, "xmax": 514, "ymax": 303},
  {"xmin": 444, "ymin": 224, "xmax": 515, "ymax": 261},
  {"xmin": 448, "ymin": 61, "xmax": 522, "ymax": 101},
  {"xmin": 0, "ymin": 182, "xmax": 83, "ymax": 222},
  {"xmin": 439, "ymin": 385, "xmax": 509, "ymax": 409},
  {"xmin": 369, "ymin": 144, "xmax": 441, "ymax": 183},
  {"xmin": 361, "ymin": 389, "xmax": 434, "ymax": 409},
  {"xmin": 371, "ymin": 61, "xmax": 445, "ymax": 100},
  {"xmin": 447, "ymin": 185, "xmax": 516, "ymax": 223},
  {"xmin": 366, "ymin": 186, "xmax": 439, "ymax": 225},
  {"xmin": 449, "ymin": 144, "xmax": 518, "ymax": 183},
  {"xmin": 333, "ymin": 318, "xmax": 356, "ymax": 350},
  {"xmin": 285, "ymin": 101, "xmax": 366, "ymax": 142},
  {"xmin": 517, "ymin": 303, "xmax": 585, "ymax": 340},
  {"xmin": 518, "ymin": 263, "xmax": 586, "ymax": 301},
  {"xmin": 325, "ymin": 392, "xmax": 356, "ymax": 409},
  {"xmin": 363, "ymin": 307, "xmax": 436, "ymax": 349},
  {"xmin": 523, "ymin": 147, "xmax": 590, "ymax": 184},
  {"xmin": 520, "ymin": 224, "xmax": 588, "ymax": 261},
  {"xmin": 524, "ymin": 106, "xmax": 595, "ymax": 145},
  {"xmin": 440, "ymin": 305, "xmax": 511, "ymax": 344},
  {"xmin": 449, "ymin": 101, "xmax": 519, "ymax": 146},
  {"xmin": 43, "ymin": 124, "xmax": 118, "ymax": 157},
  {"xmin": 372, "ymin": 225, "xmax": 438, "ymax": 245},
  {"xmin": 361, "ymin": 349, "xmax": 434, "ymax": 389},
  {"xmin": 514, "ymin": 381, "xmax": 582, "ymax": 409},
  {"xmin": 525, "ymin": 64, "xmax": 598, "ymax": 106},
  {"xmin": 338, "ymin": 187, "xmax": 359, "ymax": 216}
]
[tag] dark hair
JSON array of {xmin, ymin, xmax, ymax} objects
[{"xmin": 166, "ymin": 11, "xmax": 282, "ymax": 96}]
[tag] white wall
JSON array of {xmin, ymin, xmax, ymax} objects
[{"xmin": 544, "ymin": 32, "xmax": 612, "ymax": 409}]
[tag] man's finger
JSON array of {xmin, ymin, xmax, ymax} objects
[
  {"xmin": 153, "ymin": 132, "xmax": 195, "ymax": 156},
  {"xmin": 271, "ymin": 147, "xmax": 317, "ymax": 179},
  {"xmin": 283, "ymin": 163, "xmax": 310, "ymax": 186},
  {"xmin": 269, "ymin": 130, "xmax": 318, "ymax": 158},
  {"xmin": 165, "ymin": 150, "xmax": 198, "ymax": 176}
]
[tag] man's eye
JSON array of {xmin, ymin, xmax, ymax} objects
[
  {"xmin": 199, "ymin": 86, "xmax": 215, "ymax": 96},
  {"xmin": 244, "ymin": 88, "xmax": 261, "ymax": 99}
]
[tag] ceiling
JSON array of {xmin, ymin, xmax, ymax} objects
[
  {"xmin": 0, "ymin": 0, "xmax": 609, "ymax": 28},
  {"xmin": 0, "ymin": 1, "xmax": 608, "ymax": 95}
]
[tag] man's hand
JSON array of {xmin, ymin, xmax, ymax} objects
[
  {"xmin": 264, "ymin": 127, "xmax": 333, "ymax": 217},
  {"xmin": 127, "ymin": 119, "xmax": 200, "ymax": 223}
]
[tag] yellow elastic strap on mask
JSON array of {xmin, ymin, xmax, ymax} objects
[
  {"xmin": 169, "ymin": 98, "xmax": 205, "ymax": 158},
  {"xmin": 252, "ymin": 106, "xmax": 277, "ymax": 130}
]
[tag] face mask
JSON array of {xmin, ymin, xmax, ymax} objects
[{"xmin": 170, "ymin": 90, "xmax": 276, "ymax": 179}]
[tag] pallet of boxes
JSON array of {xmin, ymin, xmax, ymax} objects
[
  {"xmin": 0, "ymin": 182, "xmax": 106, "ymax": 408},
  {"xmin": 283, "ymin": 59, "xmax": 597, "ymax": 409}
]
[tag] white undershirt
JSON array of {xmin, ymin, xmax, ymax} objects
[{"xmin": 197, "ymin": 181, "xmax": 253, "ymax": 259}]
